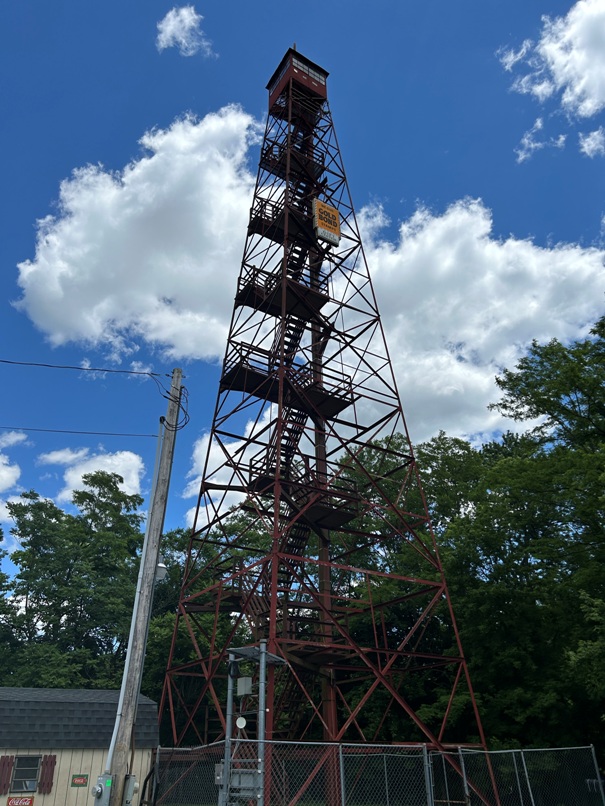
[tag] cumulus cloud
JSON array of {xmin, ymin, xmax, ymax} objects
[
  {"xmin": 38, "ymin": 448, "xmax": 91, "ymax": 466},
  {"xmin": 0, "ymin": 447, "xmax": 143, "ymax": 530},
  {"xmin": 500, "ymin": 0, "xmax": 605, "ymax": 118},
  {"xmin": 16, "ymin": 107, "xmax": 258, "ymax": 362},
  {"xmin": 579, "ymin": 126, "xmax": 605, "ymax": 156},
  {"xmin": 0, "ymin": 432, "xmax": 28, "ymax": 450},
  {"xmin": 515, "ymin": 117, "xmax": 566, "ymax": 162},
  {"xmin": 0, "ymin": 500, "xmax": 13, "ymax": 527},
  {"xmin": 183, "ymin": 405, "xmax": 277, "ymax": 525},
  {"xmin": 0, "ymin": 496, "xmax": 24, "ymax": 532},
  {"xmin": 156, "ymin": 5, "xmax": 215, "ymax": 57},
  {"xmin": 37, "ymin": 447, "xmax": 144, "ymax": 503},
  {"xmin": 361, "ymin": 198, "xmax": 605, "ymax": 441},
  {"xmin": 15, "ymin": 109, "xmax": 605, "ymax": 450},
  {"xmin": 183, "ymin": 431, "xmax": 238, "ymax": 526},
  {"xmin": 0, "ymin": 434, "xmax": 26, "ymax": 528},
  {"xmin": 0, "ymin": 455, "xmax": 21, "ymax": 494},
  {"xmin": 182, "ymin": 197, "xmax": 605, "ymax": 495}
]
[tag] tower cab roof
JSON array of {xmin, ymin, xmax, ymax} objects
[{"xmin": 267, "ymin": 48, "xmax": 329, "ymax": 106}]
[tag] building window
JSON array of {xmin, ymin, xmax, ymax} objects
[
  {"xmin": 11, "ymin": 757, "xmax": 41, "ymax": 792},
  {"xmin": 292, "ymin": 57, "xmax": 326, "ymax": 84}
]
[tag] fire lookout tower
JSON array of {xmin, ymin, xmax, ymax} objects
[{"xmin": 161, "ymin": 48, "xmax": 487, "ymax": 753}]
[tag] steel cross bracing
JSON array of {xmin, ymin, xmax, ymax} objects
[{"xmin": 161, "ymin": 49, "xmax": 490, "ymax": 771}]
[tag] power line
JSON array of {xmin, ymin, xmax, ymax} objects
[
  {"xmin": 0, "ymin": 358, "xmax": 164, "ymax": 377},
  {"xmin": 0, "ymin": 426, "xmax": 158, "ymax": 438},
  {"xmin": 0, "ymin": 362, "xmax": 188, "ymax": 437}
]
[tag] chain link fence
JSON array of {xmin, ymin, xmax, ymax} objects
[{"xmin": 153, "ymin": 742, "xmax": 605, "ymax": 806}]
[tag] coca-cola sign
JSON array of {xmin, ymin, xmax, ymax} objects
[{"xmin": 8, "ymin": 797, "xmax": 34, "ymax": 806}]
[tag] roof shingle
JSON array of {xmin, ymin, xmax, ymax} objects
[{"xmin": 0, "ymin": 688, "xmax": 159, "ymax": 750}]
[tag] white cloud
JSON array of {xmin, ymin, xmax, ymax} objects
[
  {"xmin": 0, "ymin": 495, "xmax": 24, "ymax": 529},
  {"xmin": 38, "ymin": 447, "xmax": 90, "ymax": 466},
  {"xmin": 156, "ymin": 5, "xmax": 215, "ymax": 57},
  {"xmin": 499, "ymin": 39, "xmax": 533, "ymax": 72},
  {"xmin": 183, "ymin": 405, "xmax": 277, "ymax": 525},
  {"xmin": 16, "ymin": 107, "xmax": 258, "ymax": 362},
  {"xmin": 0, "ymin": 431, "xmax": 28, "ymax": 450},
  {"xmin": 361, "ymin": 198, "xmax": 605, "ymax": 442},
  {"xmin": 179, "ymin": 198, "xmax": 605, "ymax": 506},
  {"xmin": 0, "ymin": 450, "xmax": 143, "ymax": 532},
  {"xmin": 129, "ymin": 360, "xmax": 154, "ymax": 375},
  {"xmin": 0, "ymin": 455, "xmax": 21, "ymax": 494},
  {"xmin": 37, "ymin": 447, "xmax": 145, "ymax": 503},
  {"xmin": 515, "ymin": 117, "xmax": 567, "ymax": 162},
  {"xmin": 15, "ymin": 111, "xmax": 605, "ymax": 451},
  {"xmin": 579, "ymin": 126, "xmax": 605, "ymax": 156},
  {"xmin": 501, "ymin": 0, "xmax": 605, "ymax": 118}
]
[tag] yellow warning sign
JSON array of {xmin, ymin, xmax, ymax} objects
[{"xmin": 312, "ymin": 199, "xmax": 340, "ymax": 246}]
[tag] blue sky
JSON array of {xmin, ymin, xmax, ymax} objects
[{"xmin": 1, "ymin": 0, "xmax": 604, "ymax": 568}]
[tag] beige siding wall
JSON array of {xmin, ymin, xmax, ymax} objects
[{"xmin": 2, "ymin": 748, "xmax": 153, "ymax": 806}]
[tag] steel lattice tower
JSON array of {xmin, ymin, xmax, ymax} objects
[{"xmin": 161, "ymin": 48, "xmax": 488, "ymax": 754}]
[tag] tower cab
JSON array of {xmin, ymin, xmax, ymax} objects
[{"xmin": 267, "ymin": 48, "xmax": 329, "ymax": 107}]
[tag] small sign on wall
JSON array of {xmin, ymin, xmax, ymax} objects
[
  {"xmin": 71, "ymin": 776, "xmax": 89, "ymax": 788},
  {"xmin": 8, "ymin": 798, "xmax": 34, "ymax": 806},
  {"xmin": 312, "ymin": 199, "xmax": 341, "ymax": 246}
]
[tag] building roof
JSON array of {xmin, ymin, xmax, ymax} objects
[{"xmin": 0, "ymin": 688, "xmax": 159, "ymax": 750}]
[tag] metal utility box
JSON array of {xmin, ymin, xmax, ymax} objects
[{"xmin": 236, "ymin": 677, "xmax": 252, "ymax": 696}]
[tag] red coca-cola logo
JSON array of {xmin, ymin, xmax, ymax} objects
[{"xmin": 8, "ymin": 798, "xmax": 34, "ymax": 806}]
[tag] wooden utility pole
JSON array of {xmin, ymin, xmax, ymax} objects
[{"xmin": 100, "ymin": 368, "xmax": 183, "ymax": 806}]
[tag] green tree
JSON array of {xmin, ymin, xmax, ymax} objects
[
  {"xmin": 415, "ymin": 318, "xmax": 605, "ymax": 751},
  {"xmin": 3, "ymin": 471, "xmax": 143, "ymax": 688},
  {"xmin": 490, "ymin": 316, "xmax": 605, "ymax": 450},
  {"xmin": 0, "ymin": 528, "xmax": 19, "ymax": 674},
  {"xmin": 142, "ymin": 528, "xmax": 192, "ymax": 706},
  {"xmin": 413, "ymin": 431, "xmax": 600, "ymax": 748},
  {"xmin": 568, "ymin": 593, "xmax": 605, "ymax": 700}
]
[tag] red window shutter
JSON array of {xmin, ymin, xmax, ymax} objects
[
  {"xmin": 0, "ymin": 756, "xmax": 15, "ymax": 796},
  {"xmin": 38, "ymin": 755, "xmax": 57, "ymax": 794}
]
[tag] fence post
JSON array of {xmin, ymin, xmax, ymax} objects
[
  {"xmin": 258, "ymin": 640, "xmax": 267, "ymax": 806},
  {"xmin": 153, "ymin": 745, "xmax": 161, "ymax": 805},
  {"xmin": 590, "ymin": 745, "xmax": 605, "ymax": 805},
  {"xmin": 458, "ymin": 749, "xmax": 470, "ymax": 806},
  {"xmin": 520, "ymin": 751, "xmax": 537, "ymax": 806},
  {"xmin": 511, "ymin": 751, "xmax": 526, "ymax": 806},
  {"xmin": 339, "ymin": 745, "xmax": 346, "ymax": 806},
  {"xmin": 440, "ymin": 754, "xmax": 451, "ymax": 806},
  {"xmin": 219, "ymin": 653, "xmax": 236, "ymax": 806},
  {"xmin": 422, "ymin": 746, "xmax": 434, "ymax": 806},
  {"xmin": 383, "ymin": 754, "xmax": 390, "ymax": 806}
]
